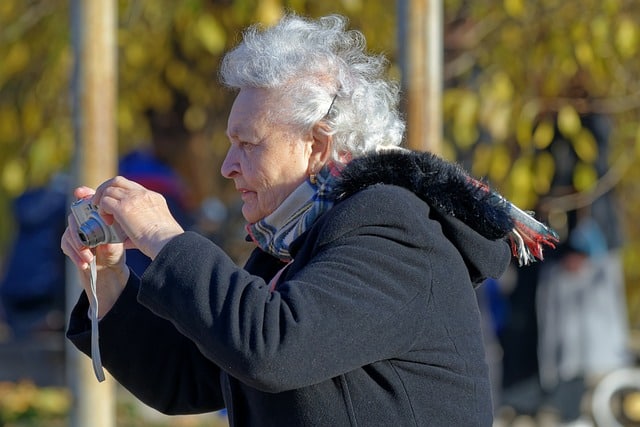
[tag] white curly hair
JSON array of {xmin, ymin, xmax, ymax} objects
[{"xmin": 219, "ymin": 14, "xmax": 405, "ymax": 163}]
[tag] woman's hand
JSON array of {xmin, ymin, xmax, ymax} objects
[
  {"xmin": 92, "ymin": 176, "xmax": 185, "ymax": 260},
  {"xmin": 61, "ymin": 186, "xmax": 130, "ymax": 317},
  {"xmin": 61, "ymin": 178, "xmax": 184, "ymax": 317}
]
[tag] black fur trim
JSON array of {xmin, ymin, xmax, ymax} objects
[{"xmin": 332, "ymin": 151, "xmax": 514, "ymax": 240}]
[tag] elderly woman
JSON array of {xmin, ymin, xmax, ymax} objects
[{"xmin": 62, "ymin": 14, "xmax": 556, "ymax": 426}]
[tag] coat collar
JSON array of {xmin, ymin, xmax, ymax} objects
[{"xmin": 331, "ymin": 149, "xmax": 558, "ymax": 265}]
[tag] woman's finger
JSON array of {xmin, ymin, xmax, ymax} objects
[
  {"xmin": 73, "ymin": 186, "xmax": 95, "ymax": 200},
  {"xmin": 93, "ymin": 176, "xmax": 142, "ymax": 205},
  {"xmin": 61, "ymin": 226, "xmax": 93, "ymax": 270}
]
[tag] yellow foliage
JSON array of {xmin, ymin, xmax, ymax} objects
[
  {"xmin": 479, "ymin": 75, "xmax": 513, "ymax": 141},
  {"xmin": 21, "ymin": 96, "xmax": 44, "ymax": 135},
  {"xmin": 0, "ymin": 106, "xmax": 20, "ymax": 144},
  {"xmin": 504, "ymin": 0, "xmax": 525, "ymax": 18},
  {"xmin": 2, "ymin": 42, "xmax": 30, "ymax": 78},
  {"xmin": 590, "ymin": 16, "xmax": 609, "ymax": 45},
  {"xmin": 515, "ymin": 117, "xmax": 532, "ymax": 148},
  {"xmin": 533, "ymin": 150, "xmax": 555, "ymax": 195},
  {"xmin": 0, "ymin": 380, "xmax": 71, "ymax": 421},
  {"xmin": 195, "ymin": 14, "xmax": 227, "ymax": 54},
  {"xmin": 440, "ymin": 141, "xmax": 457, "ymax": 165},
  {"xmin": 165, "ymin": 59, "xmax": 191, "ymax": 89},
  {"xmin": 143, "ymin": 78, "xmax": 173, "ymax": 112},
  {"xmin": 256, "ymin": 0, "xmax": 284, "ymax": 25},
  {"xmin": 31, "ymin": 387, "xmax": 72, "ymax": 416},
  {"xmin": 508, "ymin": 156, "xmax": 535, "ymax": 208},
  {"xmin": 1, "ymin": 158, "xmax": 25, "ymax": 196},
  {"xmin": 559, "ymin": 57, "xmax": 578, "ymax": 79},
  {"xmin": 486, "ymin": 72, "xmax": 514, "ymax": 102},
  {"xmin": 557, "ymin": 104, "xmax": 581, "ymax": 138},
  {"xmin": 0, "ymin": 380, "xmax": 35, "ymax": 415},
  {"xmin": 570, "ymin": 21, "xmax": 588, "ymax": 42},
  {"xmin": 603, "ymin": 0, "xmax": 620, "ymax": 15},
  {"xmin": 28, "ymin": 129, "xmax": 60, "ymax": 186},
  {"xmin": 124, "ymin": 42, "xmax": 149, "ymax": 68},
  {"xmin": 515, "ymin": 101, "xmax": 540, "ymax": 148},
  {"xmin": 341, "ymin": 0, "xmax": 364, "ymax": 14},
  {"xmin": 488, "ymin": 145, "xmax": 512, "ymax": 183},
  {"xmin": 533, "ymin": 120, "xmax": 555, "ymax": 149},
  {"xmin": 117, "ymin": 103, "xmax": 136, "ymax": 133},
  {"xmin": 186, "ymin": 78, "xmax": 213, "ymax": 106},
  {"xmin": 471, "ymin": 144, "xmax": 492, "ymax": 178},
  {"xmin": 573, "ymin": 161, "xmax": 598, "ymax": 192},
  {"xmin": 616, "ymin": 16, "xmax": 637, "ymax": 59},
  {"xmin": 443, "ymin": 88, "xmax": 465, "ymax": 116},
  {"xmin": 452, "ymin": 91, "xmax": 480, "ymax": 148},
  {"xmin": 0, "ymin": 0, "xmax": 17, "ymax": 21},
  {"xmin": 485, "ymin": 104, "xmax": 511, "ymax": 142},
  {"xmin": 184, "ymin": 105, "xmax": 208, "ymax": 132},
  {"xmin": 572, "ymin": 128, "xmax": 598, "ymax": 163},
  {"xmin": 511, "ymin": 156, "xmax": 533, "ymax": 194},
  {"xmin": 501, "ymin": 23, "xmax": 524, "ymax": 49},
  {"xmin": 574, "ymin": 41, "xmax": 594, "ymax": 66},
  {"xmin": 453, "ymin": 125, "xmax": 479, "ymax": 149}
]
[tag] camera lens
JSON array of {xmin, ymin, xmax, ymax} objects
[{"xmin": 77, "ymin": 217, "xmax": 108, "ymax": 247}]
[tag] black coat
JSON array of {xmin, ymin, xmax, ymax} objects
[{"xmin": 67, "ymin": 155, "xmax": 512, "ymax": 426}]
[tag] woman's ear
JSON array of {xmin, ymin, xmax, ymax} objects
[{"xmin": 307, "ymin": 122, "xmax": 332, "ymax": 172}]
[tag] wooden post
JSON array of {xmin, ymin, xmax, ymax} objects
[
  {"xmin": 397, "ymin": 0, "xmax": 443, "ymax": 154},
  {"xmin": 67, "ymin": 1, "xmax": 117, "ymax": 426}
]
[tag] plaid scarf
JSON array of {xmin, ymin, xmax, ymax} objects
[{"xmin": 246, "ymin": 165, "xmax": 339, "ymax": 261}]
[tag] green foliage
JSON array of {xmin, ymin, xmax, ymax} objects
[
  {"xmin": 0, "ymin": 380, "xmax": 70, "ymax": 425},
  {"xmin": 0, "ymin": 380, "xmax": 224, "ymax": 427}
]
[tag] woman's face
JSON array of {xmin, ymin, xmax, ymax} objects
[{"xmin": 221, "ymin": 87, "xmax": 314, "ymax": 223}]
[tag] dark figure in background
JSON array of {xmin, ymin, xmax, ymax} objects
[{"xmin": 0, "ymin": 175, "xmax": 69, "ymax": 339}]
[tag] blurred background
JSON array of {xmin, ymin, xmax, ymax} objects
[{"xmin": 0, "ymin": 0, "xmax": 639, "ymax": 426}]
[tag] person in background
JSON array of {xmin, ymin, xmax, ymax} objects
[
  {"xmin": 536, "ymin": 209, "xmax": 630, "ymax": 426},
  {"xmin": 0, "ymin": 174, "xmax": 68, "ymax": 338},
  {"xmin": 61, "ymin": 14, "xmax": 556, "ymax": 426}
]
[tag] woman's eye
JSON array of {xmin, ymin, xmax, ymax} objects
[{"xmin": 240, "ymin": 141, "xmax": 255, "ymax": 151}]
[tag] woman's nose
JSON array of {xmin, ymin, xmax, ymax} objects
[{"xmin": 220, "ymin": 146, "xmax": 239, "ymax": 178}]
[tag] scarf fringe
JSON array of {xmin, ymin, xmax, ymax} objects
[
  {"xmin": 509, "ymin": 224, "xmax": 559, "ymax": 266},
  {"xmin": 467, "ymin": 176, "xmax": 558, "ymax": 266},
  {"xmin": 503, "ymin": 198, "xmax": 559, "ymax": 266}
]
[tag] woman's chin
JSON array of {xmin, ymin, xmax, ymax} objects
[{"xmin": 241, "ymin": 206, "xmax": 260, "ymax": 224}]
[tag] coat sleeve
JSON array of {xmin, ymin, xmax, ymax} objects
[
  {"xmin": 137, "ymin": 185, "xmax": 501, "ymax": 393},
  {"xmin": 66, "ymin": 273, "xmax": 226, "ymax": 415}
]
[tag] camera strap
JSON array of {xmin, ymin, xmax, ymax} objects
[{"xmin": 88, "ymin": 257, "xmax": 106, "ymax": 382}]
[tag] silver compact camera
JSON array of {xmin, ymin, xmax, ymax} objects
[{"xmin": 70, "ymin": 198, "xmax": 125, "ymax": 248}]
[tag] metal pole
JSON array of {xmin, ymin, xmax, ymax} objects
[
  {"xmin": 68, "ymin": 0, "xmax": 117, "ymax": 426},
  {"xmin": 398, "ymin": 0, "xmax": 443, "ymax": 154}
]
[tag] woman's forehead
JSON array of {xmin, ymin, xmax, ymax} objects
[
  {"xmin": 228, "ymin": 87, "xmax": 293, "ymax": 134},
  {"xmin": 227, "ymin": 90, "xmax": 269, "ymax": 129}
]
